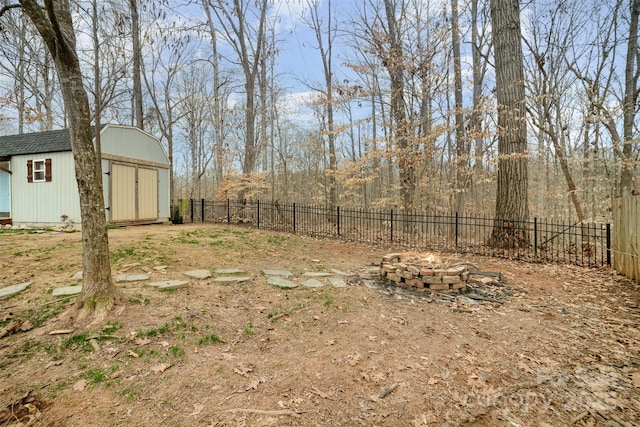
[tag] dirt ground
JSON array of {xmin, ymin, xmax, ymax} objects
[{"xmin": 0, "ymin": 223, "xmax": 639, "ymax": 427}]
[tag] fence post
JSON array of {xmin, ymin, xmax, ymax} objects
[
  {"xmin": 257, "ymin": 200, "xmax": 260, "ymax": 228},
  {"xmin": 606, "ymin": 223, "xmax": 611, "ymax": 266},
  {"xmin": 201, "ymin": 199, "xmax": 205, "ymax": 222},
  {"xmin": 293, "ymin": 203, "xmax": 297, "ymax": 233},
  {"xmin": 337, "ymin": 206, "xmax": 341, "ymax": 236},
  {"xmin": 190, "ymin": 199, "xmax": 194, "ymax": 222},
  {"xmin": 390, "ymin": 209, "xmax": 394, "ymax": 242},
  {"xmin": 455, "ymin": 212, "xmax": 459, "ymax": 248},
  {"xmin": 227, "ymin": 199, "xmax": 231, "ymax": 224},
  {"xmin": 534, "ymin": 218, "xmax": 538, "ymax": 259}
]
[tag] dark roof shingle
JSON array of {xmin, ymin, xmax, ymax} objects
[{"xmin": 0, "ymin": 126, "xmax": 104, "ymax": 157}]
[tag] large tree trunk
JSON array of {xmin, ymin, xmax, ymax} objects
[
  {"xmin": 621, "ymin": 0, "xmax": 640, "ymax": 196},
  {"xmin": 489, "ymin": 0, "xmax": 529, "ymax": 248},
  {"xmin": 383, "ymin": 0, "xmax": 414, "ymax": 212},
  {"xmin": 18, "ymin": 0, "xmax": 117, "ymax": 322}
]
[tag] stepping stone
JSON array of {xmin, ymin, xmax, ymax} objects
[
  {"xmin": 148, "ymin": 280, "xmax": 189, "ymax": 290},
  {"xmin": 362, "ymin": 279, "xmax": 377, "ymax": 289},
  {"xmin": 328, "ymin": 277, "xmax": 347, "ymax": 288},
  {"xmin": 267, "ymin": 276, "xmax": 298, "ymax": 289},
  {"xmin": 153, "ymin": 265, "xmax": 168, "ymax": 271},
  {"xmin": 52, "ymin": 286, "xmax": 82, "ymax": 296},
  {"xmin": 0, "ymin": 282, "xmax": 31, "ymax": 300},
  {"xmin": 213, "ymin": 276, "xmax": 250, "ymax": 284},
  {"xmin": 115, "ymin": 273, "xmax": 150, "ymax": 282},
  {"xmin": 302, "ymin": 272, "xmax": 332, "ymax": 277},
  {"xmin": 262, "ymin": 269, "xmax": 293, "ymax": 276},
  {"xmin": 215, "ymin": 268, "xmax": 245, "ymax": 275},
  {"xmin": 457, "ymin": 296, "xmax": 480, "ymax": 306},
  {"xmin": 184, "ymin": 270, "xmax": 212, "ymax": 279},
  {"xmin": 330, "ymin": 268, "xmax": 352, "ymax": 277},
  {"xmin": 73, "ymin": 271, "xmax": 83, "ymax": 280},
  {"xmin": 302, "ymin": 278, "xmax": 325, "ymax": 288}
]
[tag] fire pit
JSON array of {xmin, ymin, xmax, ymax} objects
[{"xmin": 379, "ymin": 252, "xmax": 470, "ymax": 291}]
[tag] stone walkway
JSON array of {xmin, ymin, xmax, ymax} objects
[{"xmin": 0, "ymin": 265, "xmax": 356, "ymax": 300}]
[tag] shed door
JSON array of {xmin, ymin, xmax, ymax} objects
[
  {"xmin": 137, "ymin": 167, "xmax": 158, "ymax": 220},
  {"xmin": 111, "ymin": 163, "xmax": 136, "ymax": 221}
]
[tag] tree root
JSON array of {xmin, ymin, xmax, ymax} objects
[{"xmin": 76, "ymin": 290, "xmax": 122, "ymax": 326}]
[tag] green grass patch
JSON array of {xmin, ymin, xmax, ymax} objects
[
  {"xmin": 118, "ymin": 385, "xmax": 138, "ymax": 402},
  {"xmin": 266, "ymin": 234, "xmax": 289, "ymax": 245},
  {"xmin": 49, "ymin": 380, "xmax": 67, "ymax": 398},
  {"xmin": 109, "ymin": 246, "xmax": 137, "ymax": 262},
  {"xmin": 197, "ymin": 333, "xmax": 226, "ymax": 345},
  {"xmin": 10, "ymin": 340, "xmax": 43, "ymax": 359},
  {"xmin": 102, "ymin": 320, "xmax": 124, "ymax": 335},
  {"xmin": 169, "ymin": 345, "xmax": 185, "ymax": 357},
  {"xmin": 63, "ymin": 333, "xmax": 92, "ymax": 353},
  {"xmin": 82, "ymin": 364, "xmax": 118, "ymax": 385}
]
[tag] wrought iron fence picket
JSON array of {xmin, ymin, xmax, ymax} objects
[{"xmin": 170, "ymin": 199, "xmax": 611, "ymax": 267}]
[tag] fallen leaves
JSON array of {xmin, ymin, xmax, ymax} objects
[
  {"xmin": 151, "ymin": 363, "xmax": 171, "ymax": 374},
  {"xmin": 233, "ymin": 363, "xmax": 254, "ymax": 377},
  {"xmin": 631, "ymin": 371, "xmax": 640, "ymax": 388},
  {"xmin": 0, "ymin": 391, "xmax": 43, "ymax": 425},
  {"xmin": 310, "ymin": 386, "xmax": 329, "ymax": 399},
  {"xmin": 245, "ymin": 377, "xmax": 262, "ymax": 391},
  {"xmin": 73, "ymin": 379, "xmax": 87, "ymax": 392},
  {"xmin": 0, "ymin": 319, "xmax": 33, "ymax": 339},
  {"xmin": 344, "ymin": 353, "xmax": 362, "ymax": 366}
]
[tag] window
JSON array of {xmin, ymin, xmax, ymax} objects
[
  {"xmin": 27, "ymin": 158, "xmax": 52, "ymax": 183},
  {"xmin": 33, "ymin": 160, "xmax": 45, "ymax": 181}
]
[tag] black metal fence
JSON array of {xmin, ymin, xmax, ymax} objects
[{"xmin": 173, "ymin": 199, "xmax": 611, "ymax": 268}]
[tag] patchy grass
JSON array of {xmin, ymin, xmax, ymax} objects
[{"xmin": 197, "ymin": 333, "xmax": 226, "ymax": 345}]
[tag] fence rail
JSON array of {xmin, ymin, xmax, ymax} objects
[{"xmin": 173, "ymin": 199, "xmax": 611, "ymax": 268}]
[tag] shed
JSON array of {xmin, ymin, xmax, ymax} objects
[{"xmin": 0, "ymin": 124, "xmax": 170, "ymax": 226}]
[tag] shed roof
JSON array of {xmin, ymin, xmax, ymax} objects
[{"xmin": 0, "ymin": 126, "xmax": 103, "ymax": 157}]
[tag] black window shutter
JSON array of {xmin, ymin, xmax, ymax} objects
[
  {"xmin": 27, "ymin": 160, "xmax": 33, "ymax": 183},
  {"xmin": 45, "ymin": 158, "xmax": 52, "ymax": 182}
]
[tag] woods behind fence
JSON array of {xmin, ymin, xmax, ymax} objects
[{"xmin": 175, "ymin": 199, "xmax": 611, "ymax": 268}]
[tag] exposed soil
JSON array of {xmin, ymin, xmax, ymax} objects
[{"xmin": 0, "ymin": 223, "xmax": 639, "ymax": 427}]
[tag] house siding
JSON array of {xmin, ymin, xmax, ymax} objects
[{"xmin": 11, "ymin": 152, "xmax": 81, "ymax": 225}]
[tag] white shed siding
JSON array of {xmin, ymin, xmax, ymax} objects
[
  {"xmin": 100, "ymin": 125, "xmax": 169, "ymax": 165},
  {"xmin": 11, "ymin": 152, "xmax": 80, "ymax": 225},
  {"xmin": 158, "ymin": 167, "xmax": 170, "ymax": 219},
  {"xmin": 101, "ymin": 158, "xmax": 110, "ymax": 221}
]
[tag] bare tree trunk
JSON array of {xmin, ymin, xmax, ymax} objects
[
  {"xmin": 383, "ymin": 0, "xmax": 414, "ymax": 211},
  {"xmin": 130, "ymin": 0, "xmax": 144, "ymax": 129},
  {"xmin": 489, "ymin": 0, "xmax": 529, "ymax": 247},
  {"xmin": 91, "ymin": 0, "xmax": 102, "ymax": 167},
  {"xmin": 15, "ymin": 0, "xmax": 117, "ymax": 322},
  {"xmin": 451, "ymin": 0, "xmax": 467, "ymax": 215},
  {"xmin": 622, "ymin": 0, "xmax": 640, "ymax": 196},
  {"xmin": 469, "ymin": 0, "xmax": 489, "ymax": 210},
  {"xmin": 309, "ymin": 0, "xmax": 338, "ymax": 210},
  {"xmin": 201, "ymin": 0, "xmax": 224, "ymax": 193}
]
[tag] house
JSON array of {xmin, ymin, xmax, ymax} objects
[{"xmin": 0, "ymin": 124, "xmax": 170, "ymax": 226}]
